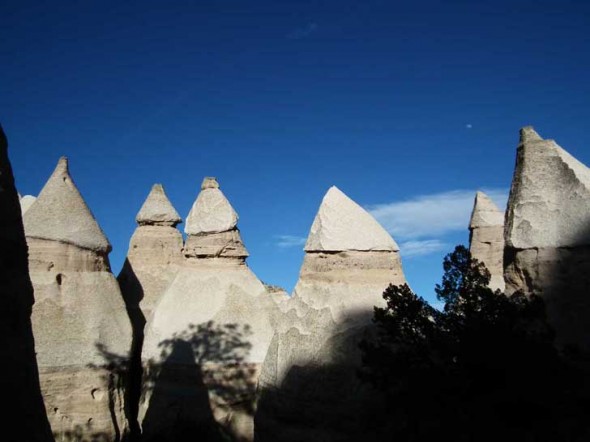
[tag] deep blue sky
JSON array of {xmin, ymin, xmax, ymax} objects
[{"xmin": 3, "ymin": 1, "xmax": 590, "ymax": 305}]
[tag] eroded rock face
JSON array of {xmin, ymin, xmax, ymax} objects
[
  {"xmin": 504, "ymin": 127, "xmax": 590, "ymax": 349},
  {"xmin": 256, "ymin": 186, "xmax": 406, "ymax": 442},
  {"xmin": 24, "ymin": 158, "xmax": 132, "ymax": 441},
  {"xmin": 20, "ymin": 194, "xmax": 37, "ymax": 215},
  {"xmin": 139, "ymin": 178, "xmax": 276, "ymax": 442},
  {"xmin": 0, "ymin": 125, "xmax": 54, "ymax": 442},
  {"xmin": 469, "ymin": 191, "xmax": 505, "ymax": 291}
]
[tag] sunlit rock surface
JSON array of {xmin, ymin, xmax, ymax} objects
[
  {"xmin": 504, "ymin": 127, "xmax": 590, "ymax": 350},
  {"xmin": 24, "ymin": 157, "xmax": 132, "ymax": 441},
  {"xmin": 19, "ymin": 194, "xmax": 37, "ymax": 215},
  {"xmin": 139, "ymin": 178, "xmax": 277, "ymax": 442},
  {"xmin": 0, "ymin": 126, "xmax": 54, "ymax": 442},
  {"xmin": 256, "ymin": 186, "xmax": 406, "ymax": 442},
  {"xmin": 469, "ymin": 191, "xmax": 505, "ymax": 291}
]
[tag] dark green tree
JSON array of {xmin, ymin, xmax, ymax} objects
[{"xmin": 359, "ymin": 245, "xmax": 589, "ymax": 442}]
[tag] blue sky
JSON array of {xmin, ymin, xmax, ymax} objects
[{"xmin": 2, "ymin": 1, "xmax": 590, "ymax": 305}]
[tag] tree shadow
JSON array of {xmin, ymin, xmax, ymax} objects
[{"xmin": 93, "ymin": 321, "xmax": 257, "ymax": 441}]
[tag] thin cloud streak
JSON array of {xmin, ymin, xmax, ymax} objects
[
  {"xmin": 399, "ymin": 239, "xmax": 448, "ymax": 258},
  {"xmin": 369, "ymin": 188, "xmax": 508, "ymax": 240},
  {"xmin": 275, "ymin": 235, "xmax": 306, "ymax": 248}
]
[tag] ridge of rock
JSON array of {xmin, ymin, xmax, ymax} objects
[
  {"xmin": 304, "ymin": 186, "xmax": 399, "ymax": 252},
  {"xmin": 185, "ymin": 177, "xmax": 238, "ymax": 235},
  {"xmin": 23, "ymin": 157, "xmax": 111, "ymax": 252},
  {"xmin": 136, "ymin": 184, "xmax": 182, "ymax": 226}
]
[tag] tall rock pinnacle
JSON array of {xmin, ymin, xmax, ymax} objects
[
  {"xmin": 504, "ymin": 126, "xmax": 590, "ymax": 349},
  {"xmin": 25, "ymin": 157, "xmax": 132, "ymax": 440},
  {"xmin": 256, "ymin": 186, "xmax": 406, "ymax": 442},
  {"xmin": 136, "ymin": 184, "xmax": 182, "ymax": 226},
  {"xmin": 139, "ymin": 177, "xmax": 276, "ymax": 442},
  {"xmin": 468, "ymin": 191, "xmax": 505, "ymax": 291},
  {"xmin": 0, "ymin": 125, "xmax": 54, "ymax": 441}
]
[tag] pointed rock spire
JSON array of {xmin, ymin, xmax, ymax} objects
[
  {"xmin": 23, "ymin": 157, "xmax": 111, "ymax": 252},
  {"xmin": 506, "ymin": 127, "xmax": 590, "ymax": 249},
  {"xmin": 469, "ymin": 191, "xmax": 504, "ymax": 229},
  {"xmin": 136, "ymin": 184, "xmax": 182, "ymax": 226},
  {"xmin": 19, "ymin": 195, "xmax": 36, "ymax": 215},
  {"xmin": 519, "ymin": 125, "xmax": 543, "ymax": 144},
  {"xmin": 304, "ymin": 186, "xmax": 399, "ymax": 252},
  {"xmin": 185, "ymin": 177, "xmax": 238, "ymax": 235}
]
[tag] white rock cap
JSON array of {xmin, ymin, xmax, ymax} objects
[
  {"xmin": 506, "ymin": 126, "xmax": 590, "ymax": 248},
  {"xmin": 185, "ymin": 177, "xmax": 239, "ymax": 235},
  {"xmin": 469, "ymin": 191, "xmax": 504, "ymax": 229},
  {"xmin": 20, "ymin": 195, "xmax": 37, "ymax": 216},
  {"xmin": 136, "ymin": 184, "xmax": 182, "ymax": 226},
  {"xmin": 304, "ymin": 186, "xmax": 399, "ymax": 252},
  {"xmin": 23, "ymin": 157, "xmax": 111, "ymax": 252}
]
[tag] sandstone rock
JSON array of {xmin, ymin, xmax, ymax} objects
[
  {"xmin": 469, "ymin": 191, "xmax": 505, "ymax": 291},
  {"xmin": 256, "ymin": 186, "xmax": 406, "ymax": 442},
  {"xmin": 136, "ymin": 184, "xmax": 182, "ymax": 227},
  {"xmin": 185, "ymin": 177, "xmax": 238, "ymax": 235},
  {"xmin": 0, "ymin": 125, "xmax": 54, "ymax": 442},
  {"xmin": 139, "ymin": 178, "xmax": 276, "ymax": 442},
  {"xmin": 504, "ymin": 126, "xmax": 590, "ymax": 350},
  {"xmin": 20, "ymin": 194, "xmax": 37, "ymax": 215},
  {"xmin": 305, "ymin": 186, "xmax": 399, "ymax": 252},
  {"xmin": 24, "ymin": 157, "xmax": 132, "ymax": 441},
  {"xmin": 24, "ymin": 157, "xmax": 111, "ymax": 252}
]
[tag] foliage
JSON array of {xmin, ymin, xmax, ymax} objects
[{"xmin": 359, "ymin": 245, "xmax": 590, "ymax": 442}]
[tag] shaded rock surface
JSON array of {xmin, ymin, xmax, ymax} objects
[
  {"xmin": 139, "ymin": 178, "xmax": 277, "ymax": 442},
  {"xmin": 24, "ymin": 158, "xmax": 132, "ymax": 441},
  {"xmin": 0, "ymin": 125, "xmax": 54, "ymax": 442},
  {"xmin": 256, "ymin": 186, "xmax": 406, "ymax": 442},
  {"xmin": 469, "ymin": 191, "xmax": 505, "ymax": 291},
  {"xmin": 504, "ymin": 127, "xmax": 590, "ymax": 350}
]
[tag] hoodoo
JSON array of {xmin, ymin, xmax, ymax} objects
[
  {"xmin": 23, "ymin": 157, "xmax": 132, "ymax": 441},
  {"xmin": 504, "ymin": 127, "xmax": 590, "ymax": 349},
  {"xmin": 139, "ymin": 177, "xmax": 276, "ymax": 442},
  {"xmin": 256, "ymin": 186, "xmax": 406, "ymax": 442},
  {"xmin": 468, "ymin": 191, "xmax": 505, "ymax": 291}
]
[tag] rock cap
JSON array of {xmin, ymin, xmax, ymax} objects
[
  {"xmin": 304, "ymin": 186, "xmax": 399, "ymax": 252},
  {"xmin": 23, "ymin": 157, "xmax": 111, "ymax": 252},
  {"xmin": 185, "ymin": 177, "xmax": 239, "ymax": 235},
  {"xmin": 136, "ymin": 184, "xmax": 182, "ymax": 226},
  {"xmin": 519, "ymin": 126, "xmax": 543, "ymax": 144},
  {"xmin": 469, "ymin": 191, "xmax": 504, "ymax": 229}
]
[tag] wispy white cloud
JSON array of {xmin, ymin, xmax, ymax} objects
[
  {"xmin": 275, "ymin": 235, "xmax": 306, "ymax": 248},
  {"xmin": 368, "ymin": 188, "xmax": 508, "ymax": 240},
  {"xmin": 287, "ymin": 22, "xmax": 319, "ymax": 39},
  {"xmin": 399, "ymin": 239, "xmax": 448, "ymax": 258}
]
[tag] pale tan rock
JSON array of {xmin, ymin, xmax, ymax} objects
[
  {"xmin": 19, "ymin": 194, "xmax": 36, "ymax": 215},
  {"xmin": 504, "ymin": 127, "xmax": 590, "ymax": 350},
  {"xmin": 139, "ymin": 178, "xmax": 277, "ymax": 442},
  {"xmin": 25, "ymin": 158, "xmax": 132, "ymax": 441},
  {"xmin": 136, "ymin": 184, "xmax": 181, "ymax": 226},
  {"xmin": 256, "ymin": 186, "xmax": 406, "ymax": 442},
  {"xmin": 305, "ymin": 186, "xmax": 399, "ymax": 252},
  {"xmin": 185, "ymin": 177, "xmax": 238, "ymax": 235},
  {"xmin": 469, "ymin": 191, "xmax": 505, "ymax": 291},
  {"xmin": 0, "ymin": 125, "xmax": 54, "ymax": 442}
]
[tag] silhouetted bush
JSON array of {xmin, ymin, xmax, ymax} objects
[{"xmin": 359, "ymin": 245, "xmax": 590, "ymax": 442}]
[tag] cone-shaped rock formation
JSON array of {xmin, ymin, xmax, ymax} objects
[
  {"xmin": 23, "ymin": 158, "xmax": 132, "ymax": 441},
  {"xmin": 0, "ymin": 126, "xmax": 54, "ymax": 441},
  {"xmin": 139, "ymin": 178, "xmax": 277, "ymax": 442},
  {"xmin": 504, "ymin": 126, "xmax": 590, "ymax": 349},
  {"xmin": 469, "ymin": 191, "xmax": 505, "ymax": 291},
  {"xmin": 256, "ymin": 186, "xmax": 406, "ymax": 442}
]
